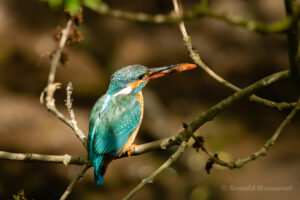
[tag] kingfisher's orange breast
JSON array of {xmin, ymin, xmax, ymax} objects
[{"xmin": 118, "ymin": 92, "xmax": 144, "ymax": 156}]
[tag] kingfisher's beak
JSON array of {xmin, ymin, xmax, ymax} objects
[{"xmin": 146, "ymin": 63, "xmax": 197, "ymax": 80}]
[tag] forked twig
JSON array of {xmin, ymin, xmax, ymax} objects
[
  {"xmin": 40, "ymin": 19, "xmax": 87, "ymax": 147},
  {"xmin": 195, "ymin": 98, "xmax": 300, "ymax": 169}
]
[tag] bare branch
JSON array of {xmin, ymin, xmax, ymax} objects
[
  {"xmin": 83, "ymin": 0, "xmax": 292, "ymax": 34},
  {"xmin": 199, "ymin": 98, "xmax": 300, "ymax": 169},
  {"xmin": 59, "ymin": 164, "xmax": 90, "ymax": 200},
  {"xmin": 232, "ymin": 98, "xmax": 300, "ymax": 168},
  {"xmin": 123, "ymin": 141, "xmax": 188, "ymax": 200},
  {"xmin": 171, "ymin": 0, "xmax": 296, "ymax": 110},
  {"xmin": 0, "ymin": 151, "xmax": 88, "ymax": 165},
  {"xmin": 48, "ymin": 19, "xmax": 72, "ymax": 85},
  {"xmin": 172, "ymin": 0, "xmax": 188, "ymax": 38},
  {"xmin": 197, "ymin": 8, "xmax": 293, "ymax": 34},
  {"xmin": 40, "ymin": 19, "xmax": 87, "ymax": 147}
]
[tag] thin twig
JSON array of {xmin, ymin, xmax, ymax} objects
[
  {"xmin": 83, "ymin": 0, "xmax": 293, "ymax": 34},
  {"xmin": 198, "ymin": 98, "xmax": 300, "ymax": 169},
  {"xmin": 0, "ymin": 151, "xmax": 88, "ymax": 165},
  {"xmin": 66, "ymin": 82, "xmax": 87, "ymax": 145},
  {"xmin": 172, "ymin": 0, "xmax": 296, "ymax": 110},
  {"xmin": 48, "ymin": 19, "xmax": 72, "ymax": 85},
  {"xmin": 198, "ymin": 8, "xmax": 293, "ymax": 34},
  {"xmin": 40, "ymin": 19, "xmax": 87, "ymax": 147},
  {"xmin": 185, "ymin": 37, "xmax": 296, "ymax": 109},
  {"xmin": 232, "ymin": 97, "xmax": 300, "ymax": 168},
  {"xmin": 172, "ymin": 0, "xmax": 188, "ymax": 38},
  {"xmin": 59, "ymin": 164, "xmax": 90, "ymax": 200},
  {"xmin": 123, "ymin": 141, "xmax": 188, "ymax": 200}
]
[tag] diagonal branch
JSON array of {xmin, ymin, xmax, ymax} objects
[
  {"xmin": 184, "ymin": 37, "xmax": 297, "ymax": 109},
  {"xmin": 59, "ymin": 164, "xmax": 90, "ymax": 200},
  {"xmin": 123, "ymin": 141, "xmax": 188, "ymax": 200},
  {"xmin": 118, "ymin": 69, "xmax": 291, "ymax": 158}
]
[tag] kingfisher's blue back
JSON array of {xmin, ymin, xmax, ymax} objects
[{"xmin": 88, "ymin": 93, "xmax": 142, "ymax": 185}]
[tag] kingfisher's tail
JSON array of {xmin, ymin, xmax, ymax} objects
[{"xmin": 93, "ymin": 155, "xmax": 107, "ymax": 185}]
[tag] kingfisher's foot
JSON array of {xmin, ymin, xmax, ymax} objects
[{"xmin": 127, "ymin": 144, "xmax": 137, "ymax": 157}]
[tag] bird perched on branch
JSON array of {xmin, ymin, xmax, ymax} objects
[{"xmin": 87, "ymin": 63, "xmax": 196, "ymax": 185}]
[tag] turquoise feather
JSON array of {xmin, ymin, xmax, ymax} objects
[
  {"xmin": 87, "ymin": 63, "xmax": 196, "ymax": 185},
  {"xmin": 87, "ymin": 65, "xmax": 148, "ymax": 185}
]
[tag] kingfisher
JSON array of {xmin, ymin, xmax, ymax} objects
[{"xmin": 87, "ymin": 63, "xmax": 197, "ymax": 185}]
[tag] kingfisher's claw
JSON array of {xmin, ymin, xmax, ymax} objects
[{"xmin": 127, "ymin": 144, "xmax": 137, "ymax": 157}]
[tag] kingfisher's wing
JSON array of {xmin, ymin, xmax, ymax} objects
[{"xmin": 88, "ymin": 94, "xmax": 141, "ymax": 158}]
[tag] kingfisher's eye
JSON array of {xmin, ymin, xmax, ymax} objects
[{"xmin": 138, "ymin": 74, "xmax": 144, "ymax": 80}]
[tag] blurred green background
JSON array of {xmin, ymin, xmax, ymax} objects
[{"xmin": 0, "ymin": 0, "xmax": 299, "ymax": 200}]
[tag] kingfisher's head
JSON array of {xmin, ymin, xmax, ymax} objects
[{"xmin": 107, "ymin": 63, "xmax": 197, "ymax": 95}]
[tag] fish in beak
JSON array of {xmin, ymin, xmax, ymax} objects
[{"xmin": 146, "ymin": 63, "xmax": 197, "ymax": 80}]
